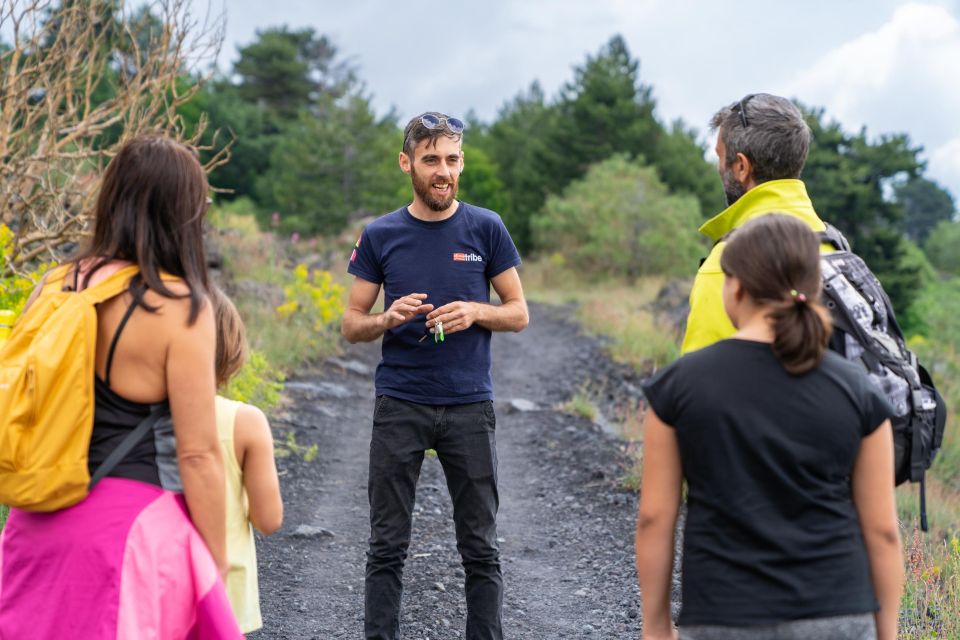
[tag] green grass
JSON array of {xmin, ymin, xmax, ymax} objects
[
  {"xmin": 898, "ymin": 500, "xmax": 960, "ymax": 639},
  {"xmin": 560, "ymin": 385, "xmax": 599, "ymax": 422},
  {"xmin": 234, "ymin": 295, "xmax": 324, "ymax": 373},
  {"xmin": 523, "ymin": 261, "xmax": 682, "ymax": 373},
  {"xmin": 274, "ymin": 431, "xmax": 319, "ymax": 463},
  {"xmin": 896, "ymin": 339, "xmax": 960, "ymax": 638},
  {"xmin": 619, "ymin": 441, "xmax": 644, "ymax": 492}
]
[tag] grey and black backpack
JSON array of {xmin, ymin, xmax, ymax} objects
[{"xmin": 819, "ymin": 223, "xmax": 947, "ymax": 531}]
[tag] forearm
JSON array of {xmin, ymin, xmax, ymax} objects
[
  {"xmin": 864, "ymin": 531, "xmax": 904, "ymax": 640},
  {"xmin": 342, "ymin": 309, "xmax": 387, "ymax": 343},
  {"xmin": 180, "ymin": 452, "xmax": 227, "ymax": 572},
  {"xmin": 851, "ymin": 422, "xmax": 901, "ymax": 640},
  {"xmin": 636, "ymin": 517, "xmax": 676, "ymax": 635},
  {"xmin": 474, "ymin": 299, "xmax": 529, "ymax": 332}
]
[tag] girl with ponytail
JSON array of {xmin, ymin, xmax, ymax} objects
[
  {"xmin": 635, "ymin": 214, "xmax": 903, "ymax": 640},
  {"xmin": 719, "ymin": 213, "xmax": 832, "ymax": 375}
]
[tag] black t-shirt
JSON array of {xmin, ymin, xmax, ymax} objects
[{"xmin": 641, "ymin": 339, "xmax": 894, "ymax": 626}]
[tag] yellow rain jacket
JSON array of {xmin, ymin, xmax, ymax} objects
[{"xmin": 681, "ymin": 179, "xmax": 827, "ymax": 354}]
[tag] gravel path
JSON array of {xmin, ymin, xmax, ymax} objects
[{"xmin": 249, "ymin": 303, "xmax": 649, "ymax": 639}]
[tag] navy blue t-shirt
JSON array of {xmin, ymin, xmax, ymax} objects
[{"xmin": 347, "ymin": 202, "xmax": 521, "ymax": 405}]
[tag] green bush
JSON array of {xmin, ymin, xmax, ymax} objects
[
  {"xmin": 903, "ymin": 278, "xmax": 960, "ymax": 345},
  {"xmin": 924, "ymin": 221, "xmax": 960, "ymax": 276},
  {"xmin": 905, "ymin": 278, "xmax": 960, "ymax": 491},
  {"xmin": 215, "ymin": 197, "xmax": 349, "ymax": 375},
  {"xmin": 877, "ymin": 236, "xmax": 936, "ymax": 326},
  {"xmin": 223, "ymin": 350, "xmax": 285, "ymax": 411},
  {"xmin": 208, "ymin": 197, "xmax": 263, "ymax": 239},
  {"xmin": 531, "ymin": 155, "xmax": 706, "ymax": 280},
  {"xmin": 276, "ymin": 264, "xmax": 345, "ymax": 355}
]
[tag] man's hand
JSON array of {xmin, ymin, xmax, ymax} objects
[
  {"xmin": 426, "ymin": 301, "xmax": 482, "ymax": 336},
  {"xmin": 383, "ymin": 293, "xmax": 434, "ymax": 330},
  {"xmin": 423, "ymin": 267, "xmax": 530, "ymax": 337}
]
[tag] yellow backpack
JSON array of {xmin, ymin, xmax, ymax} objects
[{"xmin": 0, "ymin": 263, "xmax": 145, "ymax": 511}]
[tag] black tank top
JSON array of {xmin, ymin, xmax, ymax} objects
[{"xmin": 85, "ymin": 290, "xmax": 172, "ymax": 487}]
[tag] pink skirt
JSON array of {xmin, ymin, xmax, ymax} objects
[{"xmin": 0, "ymin": 477, "xmax": 243, "ymax": 639}]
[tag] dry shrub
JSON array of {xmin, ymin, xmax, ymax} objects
[{"xmin": 0, "ymin": 0, "xmax": 227, "ymax": 275}]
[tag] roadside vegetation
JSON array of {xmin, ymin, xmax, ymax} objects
[{"xmin": 210, "ymin": 198, "xmax": 348, "ymax": 408}]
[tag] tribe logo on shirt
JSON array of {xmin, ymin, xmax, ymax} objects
[{"xmin": 452, "ymin": 252, "xmax": 483, "ymax": 262}]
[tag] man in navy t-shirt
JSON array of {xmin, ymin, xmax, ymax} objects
[{"xmin": 342, "ymin": 112, "xmax": 528, "ymax": 640}]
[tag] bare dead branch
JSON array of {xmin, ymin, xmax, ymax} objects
[{"xmin": 0, "ymin": 0, "xmax": 227, "ymax": 277}]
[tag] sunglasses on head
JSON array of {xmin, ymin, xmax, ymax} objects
[
  {"xmin": 731, "ymin": 94, "xmax": 757, "ymax": 128},
  {"xmin": 419, "ymin": 113, "xmax": 465, "ymax": 134}
]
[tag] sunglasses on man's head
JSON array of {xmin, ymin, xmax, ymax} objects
[
  {"xmin": 731, "ymin": 94, "xmax": 756, "ymax": 129},
  {"xmin": 419, "ymin": 113, "xmax": 465, "ymax": 134}
]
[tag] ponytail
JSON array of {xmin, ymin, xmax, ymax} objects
[{"xmin": 769, "ymin": 297, "xmax": 832, "ymax": 375}]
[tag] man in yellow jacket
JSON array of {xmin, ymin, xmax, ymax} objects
[{"xmin": 682, "ymin": 93, "xmax": 828, "ymax": 354}]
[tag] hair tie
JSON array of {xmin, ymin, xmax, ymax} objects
[{"xmin": 790, "ymin": 289, "xmax": 807, "ymax": 304}]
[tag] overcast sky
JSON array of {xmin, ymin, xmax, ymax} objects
[{"xmin": 198, "ymin": 0, "xmax": 960, "ymax": 204}]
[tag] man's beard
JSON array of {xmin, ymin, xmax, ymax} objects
[
  {"xmin": 412, "ymin": 167, "xmax": 458, "ymax": 212},
  {"xmin": 721, "ymin": 166, "xmax": 747, "ymax": 206}
]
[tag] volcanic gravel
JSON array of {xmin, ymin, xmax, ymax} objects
[{"xmin": 248, "ymin": 303, "xmax": 662, "ymax": 639}]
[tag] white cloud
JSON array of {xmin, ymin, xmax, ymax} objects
[
  {"xmin": 780, "ymin": 2, "xmax": 960, "ymax": 201},
  {"xmin": 930, "ymin": 137, "xmax": 960, "ymax": 204}
]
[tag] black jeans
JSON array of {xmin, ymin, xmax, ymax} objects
[{"xmin": 365, "ymin": 395, "xmax": 502, "ymax": 640}]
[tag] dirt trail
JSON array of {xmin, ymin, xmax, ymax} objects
[{"xmin": 249, "ymin": 303, "xmax": 646, "ymax": 639}]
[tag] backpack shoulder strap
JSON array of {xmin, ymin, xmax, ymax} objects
[
  {"xmin": 78, "ymin": 265, "xmax": 141, "ymax": 305},
  {"xmin": 88, "ymin": 403, "xmax": 168, "ymax": 490},
  {"xmin": 818, "ymin": 222, "xmax": 851, "ymax": 252}
]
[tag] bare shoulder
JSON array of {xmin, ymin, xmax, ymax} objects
[
  {"xmin": 141, "ymin": 277, "xmax": 198, "ymax": 302},
  {"xmin": 141, "ymin": 285, "xmax": 211, "ymax": 325},
  {"xmin": 236, "ymin": 402, "xmax": 269, "ymax": 429},
  {"xmin": 235, "ymin": 402, "xmax": 273, "ymax": 447}
]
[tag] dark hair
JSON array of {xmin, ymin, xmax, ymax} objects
[
  {"xmin": 210, "ymin": 284, "xmax": 248, "ymax": 388},
  {"xmin": 720, "ymin": 214, "xmax": 832, "ymax": 375},
  {"xmin": 77, "ymin": 134, "xmax": 210, "ymax": 323},
  {"xmin": 710, "ymin": 93, "xmax": 811, "ymax": 183},
  {"xmin": 402, "ymin": 111, "xmax": 462, "ymax": 157}
]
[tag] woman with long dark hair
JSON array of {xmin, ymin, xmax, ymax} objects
[
  {"xmin": 0, "ymin": 135, "xmax": 241, "ymax": 638},
  {"xmin": 636, "ymin": 214, "xmax": 903, "ymax": 640}
]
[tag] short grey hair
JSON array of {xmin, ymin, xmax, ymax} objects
[{"xmin": 710, "ymin": 93, "xmax": 811, "ymax": 182}]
